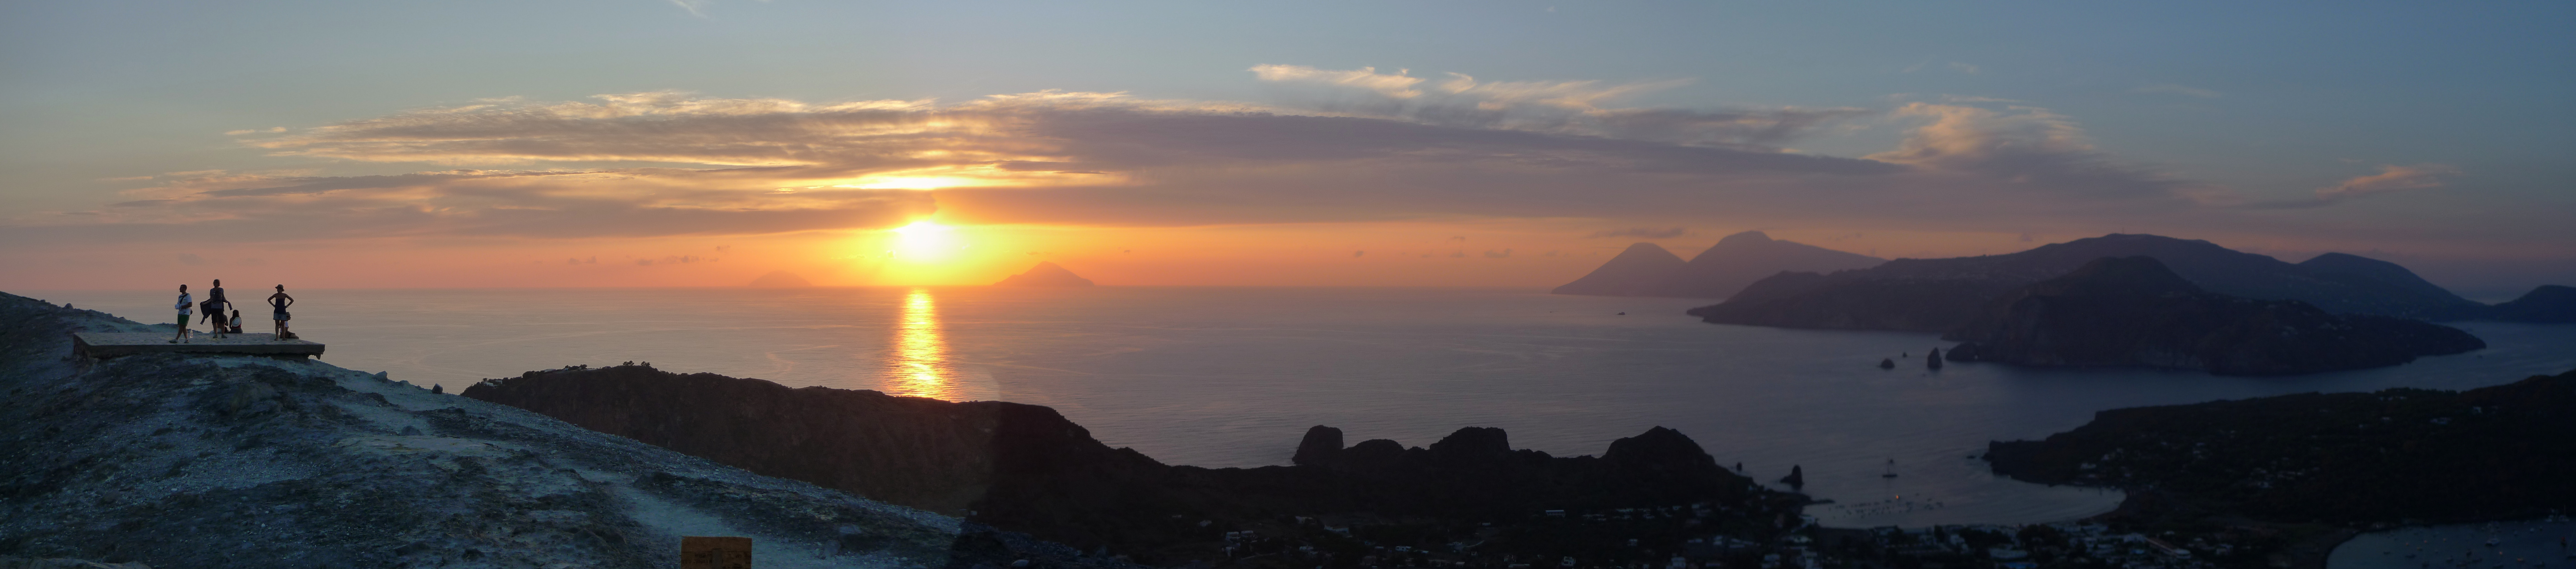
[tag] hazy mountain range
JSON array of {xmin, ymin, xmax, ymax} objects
[{"xmin": 1552, "ymin": 231, "xmax": 1883, "ymax": 298}]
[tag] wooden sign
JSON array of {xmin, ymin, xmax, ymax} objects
[{"xmin": 682, "ymin": 536, "xmax": 752, "ymax": 569}]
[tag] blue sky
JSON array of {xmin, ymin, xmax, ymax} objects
[{"xmin": 2, "ymin": 1, "xmax": 2570, "ymax": 292}]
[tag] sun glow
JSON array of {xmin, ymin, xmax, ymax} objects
[{"xmin": 889, "ymin": 221, "xmax": 964, "ymax": 262}]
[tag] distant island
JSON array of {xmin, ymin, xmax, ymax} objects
[
  {"xmin": 747, "ymin": 269, "xmax": 813, "ymax": 287},
  {"xmin": 996, "ymin": 261, "xmax": 1096, "ymax": 287},
  {"xmin": 1942, "ymin": 257, "xmax": 2485, "ymax": 375},
  {"xmin": 1984, "ymin": 367, "xmax": 2576, "ymax": 567},
  {"xmin": 1690, "ymin": 234, "xmax": 2495, "ymax": 332},
  {"xmin": 1552, "ymin": 231, "xmax": 1882, "ymax": 299}
]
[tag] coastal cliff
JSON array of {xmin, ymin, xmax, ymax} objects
[
  {"xmin": 1690, "ymin": 234, "xmax": 2485, "ymax": 332},
  {"xmin": 465, "ymin": 368, "xmax": 1795, "ymax": 564},
  {"xmin": 1941, "ymin": 257, "xmax": 2485, "ymax": 375}
]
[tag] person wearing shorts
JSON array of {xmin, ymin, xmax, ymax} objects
[
  {"xmin": 269, "ymin": 284, "xmax": 295, "ymax": 338},
  {"xmin": 171, "ymin": 284, "xmax": 192, "ymax": 343}
]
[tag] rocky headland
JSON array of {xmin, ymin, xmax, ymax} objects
[
  {"xmin": 0, "ymin": 291, "xmax": 1106, "ymax": 569},
  {"xmin": 1983, "ymin": 368, "xmax": 2576, "ymax": 567},
  {"xmin": 1941, "ymin": 257, "xmax": 2486, "ymax": 375},
  {"xmin": 465, "ymin": 367, "xmax": 1808, "ymax": 566},
  {"xmin": 1689, "ymin": 234, "xmax": 2488, "ymax": 332},
  {"xmin": 1551, "ymin": 231, "xmax": 1881, "ymax": 299},
  {"xmin": 995, "ymin": 262, "xmax": 1096, "ymax": 287}
]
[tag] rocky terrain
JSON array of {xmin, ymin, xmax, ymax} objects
[
  {"xmin": 0, "ymin": 291, "xmax": 1112, "ymax": 569},
  {"xmin": 1551, "ymin": 232, "xmax": 1881, "ymax": 299},
  {"xmin": 1689, "ymin": 234, "xmax": 2487, "ymax": 332},
  {"xmin": 1941, "ymin": 256, "xmax": 2486, "ymax": 375},
  {"xmin": 994, "ymin": 262, "xmax": 1095, "ymax": 287},
  {"xmin": 1983, "ymin": 368, "xmax": 2576, "ymax": 566},
  {"xmin": 465, "ymin": 367, "xmax": 1807, "ymax": 566}
]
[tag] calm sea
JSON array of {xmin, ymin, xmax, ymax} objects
[{"xmin": 28, "ymin": 286, "xmax": 2576, "ymax": 529}]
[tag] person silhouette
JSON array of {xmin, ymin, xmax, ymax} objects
[
  {"xmin": 202, "ymin": 279, "xmax": 230, "ymax": 326},
  {"xmin": 268, "ymin": 284, "xmax": 296, "ymax": 339},
  {"xmin": 171, "ymin": 284, "xmax": 192, "ymax": 343},
  {"xmin": 229, "ymin": 309, "xmax": 245, "ymax": 335}
]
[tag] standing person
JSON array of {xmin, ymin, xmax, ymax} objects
[
  {"xmin": 201, "ymin": 279, "xmax": 230, "ymax": 326},
  {"xmin": 268, "ymin": 285, "xmax": 295, "ymax": 339},
  {"xmin": 171, "ymin": 284, "xmax": 192, "ymax": 343}
]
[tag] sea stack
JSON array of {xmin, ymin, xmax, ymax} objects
[
  {"xmin": 1926, "ymin": 348, "xmax": 1943, "ymax": 369},
  {"xmin": 995, "ymin": 262, "xmax": 1096, "ymax": 287},
  {"xmin": 1877, "ymin": 358, "xmax": 1896, "ymax": 369},
  {"xmin": 1779, "ymin": 465, "xmax": 1804, "ymax": 488}
]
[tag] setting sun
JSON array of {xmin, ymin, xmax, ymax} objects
[{"xmin": 889, "ymin": 220, "xmax": 964, "ymax": 262}]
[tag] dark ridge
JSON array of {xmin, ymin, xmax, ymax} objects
[{"xmin": 464, "ymin": 369, "xmax": 1789, "ymax": 562}]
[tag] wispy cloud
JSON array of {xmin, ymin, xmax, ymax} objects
[
  {"xmin": 1250, "ymin": 64, "xmax": 1869, "ymax": 147},
  {"xmin": 1587, "ymin": 227, "xmax": 1689, "ymax": 239},
  {"xmin": 2237, "ymin": 164, "xmax": 2461, "ymax": 209}
]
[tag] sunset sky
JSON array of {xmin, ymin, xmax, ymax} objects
[{"xmin": 4, "ymin": 1, "xmax": 2570, "ymax": 296}]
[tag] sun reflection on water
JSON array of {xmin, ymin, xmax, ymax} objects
[{"xmin": 889, "ymin": 288, "xmax": 957, "ymax": 400}]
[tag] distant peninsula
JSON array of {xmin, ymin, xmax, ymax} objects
[
  {"xmin": 1552, "ymin": 231, "xmax": 1882, "ymax": 299},
  {"xmin": 1941, "ymin": 256, "xmax": 2485, "ymax": 375},
  {"xmin": 995, "ymin": 261, "xmax": 1096, "ymax": 287}
]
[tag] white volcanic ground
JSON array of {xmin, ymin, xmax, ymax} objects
[{"xmin": 0, "ymin": 291, "xmax": 1106, "ymax": 568}]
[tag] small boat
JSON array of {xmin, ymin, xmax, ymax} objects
[{"xmin": 1881, "ymin": 458, "xmax": 1899, "ymax": 478}]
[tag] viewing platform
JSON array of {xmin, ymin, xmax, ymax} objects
[{"xmin": 73, "ymin": 332, "xmax": 325, "ymax": 360}]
